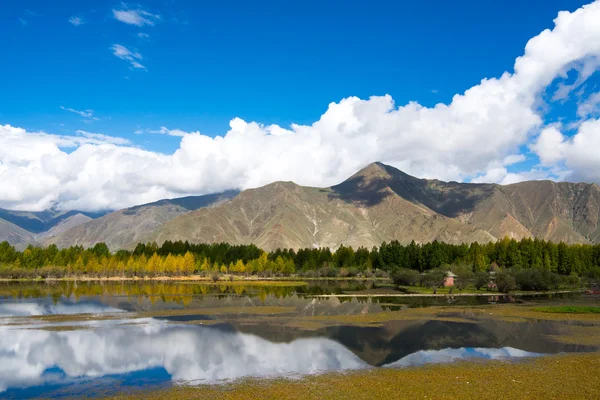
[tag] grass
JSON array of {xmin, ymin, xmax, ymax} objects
[
  {"xmin": 398, "ymin": 284, "xmax": 494, "ymax": 295},
  {"xmin": 532, "ymin": 306, "xmax": 600, "ymax": 314},
  {"xmin": 104, "ymin": 352, "xmax": 600, "ymax": 400}
]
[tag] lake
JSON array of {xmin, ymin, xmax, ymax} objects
[{"xmin": 0, "ymin": 280, "xmax": 597, "ymax": 399}]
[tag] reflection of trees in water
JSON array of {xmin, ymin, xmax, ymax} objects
[{"xmin": 0, "ymin": 282, "xmax": 301, "ymax": 304}]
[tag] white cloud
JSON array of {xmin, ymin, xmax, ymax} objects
[
  {"xmin": 110, "ymin": 44, "xmax": 146, "ymax": 70},
  {"xmin": 76, "ymin": 130, "xmax": 131, "ymax": 145},
  {"xmin": 532, "ymin": 118, "xmax": 600, "ymax": 182},
  {"xmin": 112, "ymin": 6, "xmax": 161, "ymax": 27},
  {"xmin": 68, "ymin": 16, "xmax": 84, "ymax": 26},
  {"xmin": 60, "ymin": 106, "xmax": 99, "ymax": 121},
  {"xmin": 577, "ymin": 91, "xmax": 600, "ymax": 117},
  {"xmin": 146, "ymin": 126, "xmax": 188, "ymax": 137},
  {"xmin": 2, "ymin": 2, "xmax": 600, "ymax": 211},
  {"xmin": 137, "ymin": 32, "xmax": 150, "ymax": 40}
]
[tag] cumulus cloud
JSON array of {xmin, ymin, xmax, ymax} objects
[
  {"xmin": 68, "ymin": 16, "xmax": 84, "ymax": 26},
  {"xmin": 112, "ymin": 5, "xmax": 161, "ymax": 26},
  {"xmin": 532, "ymin": 118, "xmax": 600, "ymax": 183},
  {"xmin": 110, "ymin": 44, "xmax": 145, "ymax": 70},
  {"xmin": 2, "ymin": 2, "xmax": 600, "ymax": 211}
]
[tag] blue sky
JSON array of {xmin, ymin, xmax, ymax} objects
[
  {"xmin": 1, "ymin": 0, "xmax": 600, "ymax": 211},
  {"xmin": 1, "ymin": 0, "xmax": 590, "ymax": 152}
]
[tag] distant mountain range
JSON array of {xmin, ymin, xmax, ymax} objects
[{"xmin": 2, "ymin": 162, "xmax": 600, "ymax": 251}]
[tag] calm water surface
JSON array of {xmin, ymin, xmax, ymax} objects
[{"xmin": 0, "ymin": 281, "xmax": 596, "ymax": 399}]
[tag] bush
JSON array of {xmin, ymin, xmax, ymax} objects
[
  {"xmin": 318, "ymin": 266, "xmax": 338, "ymax": 278},
  {"xmin": 420, "ymin": 270, "xmax": 446, "ymax": 289},
  {"xmin": 300, "ymin": 270, "xmax": 318, "ymax": 278},
  {"xmin": 338, "ymin": 267, "xmax": 359, "ymax": 278},
  {"xmin": 474, "ymin": 271, "xmax": 488, "ymax": 290},
  {"xmin": 373, "ymin": 269, "xmax": 388, "ymax": 278},
  {"xmin": 565, "ymin": 273, "xmax": 580, "ymax": 288},
  {"xmin": 36, "ymin": 266, "xmax": 65, "ymax": 279},
  {"xmin": 496, "ymin": 272, "xmax": 517, "ymax": 293},
  {"xmin": 210, "ymin": 273, "xmax": 219, "ymax": 282},
  {"xmin": 392, "ymin": 268, "xmax": 420, "ymax": 286},
  {"xmin": 514, "ymin": 269, "xmax": 559, "ymax": 291}
]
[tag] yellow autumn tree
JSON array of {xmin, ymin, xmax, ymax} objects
[
  {"xmin": 274, "ymin": 256, "xmax": 285, "ymax": 274},
  {"xmin": 182, "ymin": 251, "xmax": 195, "ymax": 276},
  {"xmin": 233, "ymin": 259, "xmax": 245, "ymax": 275},
  {"xmin": 73, "ymin": 256, "xmax": 84, "ymax": 275},
  {"xmin": 146, "ymin": 253, "xmax": 161, "ymax": 277},
  {"xmin": 163, "ymin": 254, "xmax": 175, "ymax": 276},
  {"xmin": 256, "ymin": 252, "xmax": 268, "ymax": 274},
  {"xmin": 86, "ymin": 256, "xmax": 99, "ymax": 276},
  {"xmin": 283, "ymin": 258, "xmax": 295, "ymax": 275},
  {"xmin": 200, "ymin": 257, "xmax": 210, "ymax": 273}
]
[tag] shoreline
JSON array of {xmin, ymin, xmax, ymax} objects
[
  {"xmin": 0, "ymin": 275, "xmax": 391, "ymax": 283},
  {"xmin": 311, "ymin": 289, "xmax": 586, "ymax": 298}
]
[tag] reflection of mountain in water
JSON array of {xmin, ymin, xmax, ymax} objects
[
  {"xmin": 237, "ymin": 318, "xmax": 596, "ymax": 366},
  {"xmin": 0, "ymin": 320, "xmax": 545, "ymax": 398}
]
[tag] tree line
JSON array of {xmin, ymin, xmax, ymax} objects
[{"xmin": 0, "ymin": 237, "xmax": 599, "ymax": 279}]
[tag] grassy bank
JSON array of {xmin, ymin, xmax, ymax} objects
[
  {"xmin": 533, "ymin": 306, "xmax": 600, "ymax": 314},
  {"xmin": 105, "ymin": 352, "xmax": 600, "ymax": 400}
]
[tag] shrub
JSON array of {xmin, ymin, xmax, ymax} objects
[
  {"xmin": 420, "ymin": 270, "xmax": 446, "ymax": 289},
  {"xmin": 374, "ymin": 269, "xmax": 388, "ymax": 278},
  {"xmin": 318, "ymin": 266, "xmax": 338, "ymax": 278},
  {"xmin": 210, "ymin": 273, "xmax": 219, "ymax": 282},
  {"xmin": 566, "ymin": 273, "xmax": 580, "ymax": 288},
  {"xmin": 496, "ymin": 272, "xmax": 517, "ymax": 293},
  {"xmin": 514, "ymin": 269, "xmax": 562, "ymax": 291},
  {"xmin": 301, "ymin": 270, "xmax": 318, "ymax": 278},
  {"xmin": 474, "ymin": 271, "xmax": 488, "ymax": 290},
  {"xmin": 338, "ymin": 267, "xmax": 359, "ymax": 277},
  {"xmin": 392, "ymin": 268, "xmax": 420, "ymax": 286}
]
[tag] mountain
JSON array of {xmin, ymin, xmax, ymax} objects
[
  {"xmin": 138, "ymin": 162, "xmax": 600, "ymax": 251},
  {"xmin": 0, "ymin": 208, "xmax": 104, "ymax": 249},
  {"xmin": 139, "ymin": 163, "xmax": 494, "ymax": 251},
  {"xmin": 0, "ymin": 208, "xmax": 104, "ymax": 234},
  {"xmin": 35, "ymin": 213, "xmax": 93, "ymax": 241},
  {"xmin": 46, "ymin": 191, "xmax": 239, "ymax": 250},
  {"xmin": 0, "ymin": 218, "xmax": 36, "ymax": 250}
]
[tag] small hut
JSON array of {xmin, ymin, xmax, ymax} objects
[{"xmin": 444, "ymin": 271, "xmax": 457, "ymax": 287}]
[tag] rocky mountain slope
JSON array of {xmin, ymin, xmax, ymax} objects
[
  {"xmin": 140, "ymin": 162, "xmax": 600, "ymax": 251},
  {"xmin": 0, "ymin": 218, "xmax": 36, "ymax": 250},
  {"xmin": 46, "ymin": 191, "xmax": 239, "ymax": 250}
]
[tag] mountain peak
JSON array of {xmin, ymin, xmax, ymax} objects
[{"xmin": 349, "ymin": 162, "xmax": 392, "ymax": 182}]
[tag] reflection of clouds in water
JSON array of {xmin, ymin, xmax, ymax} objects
[
  {"xmin": 0, "ymin": 324, "xmax": 367, "ymax": 392},
  {"xmin": 0, "ymin": 299, "xmax": 123, "ymax": 317},
  {"xmin": 384, "ymin": 347, "xmax": 540, "ymax": 368}
]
